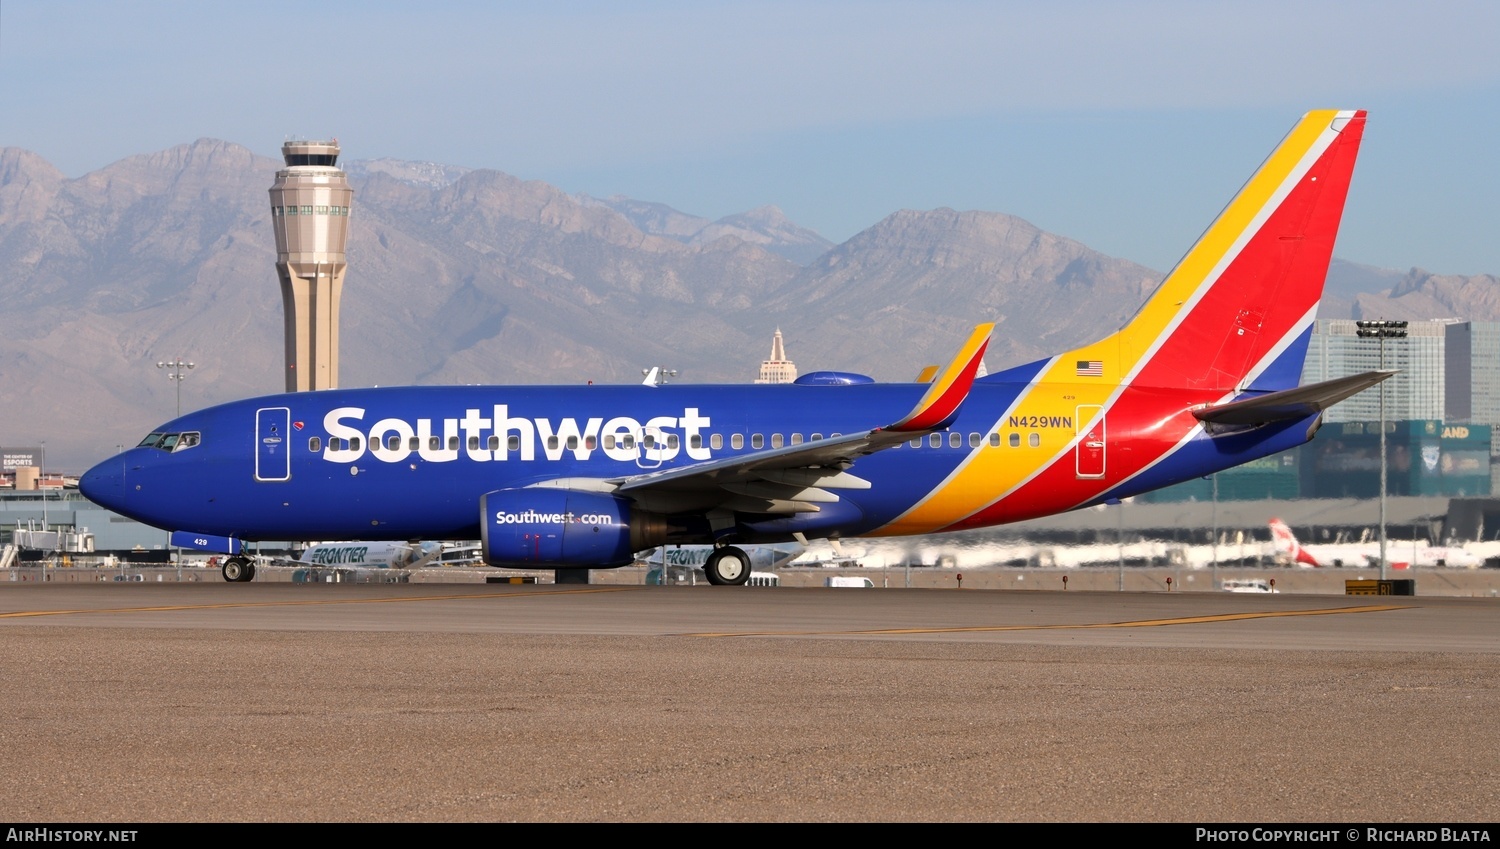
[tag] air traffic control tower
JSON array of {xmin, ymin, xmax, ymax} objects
[{"xmin": 269, "ymin": 140, "xmax": 353, "ymax": 392}]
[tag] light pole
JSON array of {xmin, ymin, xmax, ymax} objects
[
  {"xmin": 1355, "ymin": 320, "xmax": 1407, "ymax": 581},
  {"xmin": 1116, "ymin": 499, "xmax": 1125, "ymax": 592},
  {"xmin": 157, "ymin": 357, "xmax": 194, "ymax": 416},
  {"xmin": 1211, "ymin": 473, "xmax": 1219, "ymax": 589},
  {"xmin": 39, "ymin": 441, "xmax": 47, "ymax": 529}
]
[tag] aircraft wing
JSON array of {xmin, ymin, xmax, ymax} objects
[
  {"xmin": 613, "ymin": 427, "xmax": 895, "ymax": 497},
  {"xmin": 1194, "ymin": 370, "xmax": 1394, "ymax": 426},
  {"xmin": 607, "ymin": 324, "xmax": 993, "ymax": 515}
]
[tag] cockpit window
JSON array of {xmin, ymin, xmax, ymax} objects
[{"xmin": 138, "ymin": 431, "xmax": 202, "ymax": 452}]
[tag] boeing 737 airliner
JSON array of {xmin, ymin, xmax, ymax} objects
[{"xmin": 81, "ymin": 110, "xmax": 1386, "ymax": 585}]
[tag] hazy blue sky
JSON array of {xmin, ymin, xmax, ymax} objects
[{"xmin": 3, "ymin": 1, "xmax": 1496, "ymax": 274}]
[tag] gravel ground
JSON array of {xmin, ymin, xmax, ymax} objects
[{"xmin": 2, "ymin": 626, "xmax": 1497, "ymax": 822}]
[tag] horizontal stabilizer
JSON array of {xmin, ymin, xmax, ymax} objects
[{"xmin": 1193, "ymin": 371, "xmax": 1394, "ymax": 425}]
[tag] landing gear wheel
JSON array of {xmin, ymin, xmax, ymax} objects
[
  {"xmin": 703, "ymin": 547, "xmax": 751, "ymax": 586},
  {"xmin": 221, "ymin": 557, "xmax": 255, "ymax": 583}
]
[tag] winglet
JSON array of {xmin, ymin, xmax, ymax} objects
[{"xmin": 887, "ymin": 324, "xmax": 994, "ymax": 432}]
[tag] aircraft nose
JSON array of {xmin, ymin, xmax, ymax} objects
[{"xmin": 79, "ymin": 457, "xmax": 125, "ymax": 511}]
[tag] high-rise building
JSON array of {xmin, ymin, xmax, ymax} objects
[
  {"xmin": 754, "ymin": 329, "xmax": 798, "ymax": 384},
  {"xmin": 1445, "ymin": 321, "xmax": 1500, "ymax": 493},
  {"xmin": 269, "ymin": 140, "xmax": 353, "ymax": 391},
  {"xmin": 1301, "ymin": 319, "xmax": 1449, "ymax": 422},
  {"xmin": 1446, "ymin": 322, "xmax": 1500, "ymax": 424}
]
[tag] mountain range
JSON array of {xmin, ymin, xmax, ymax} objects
[{"xmin": 1, "ymin": 139, "xmax": 1496, "ymax": 470}]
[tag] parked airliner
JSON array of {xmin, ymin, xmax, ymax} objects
[
  {"xmin": 82, "ymin": 110, "xmax": 1386, "ymax": 586},
  {"xmin": 297, "ymin": 540, "xmax": 440, "ymax": 570},
  {"xmin": 648, "ymin": 543, "xmax": 804, "ymax": 572},
  {"xmin": 1270, "ymin": 519, "xmax": 1482, "ymax": 569},
  {"xmin": 1268, "ymin": 518, "xmax": 1375, "ymax": 567}
]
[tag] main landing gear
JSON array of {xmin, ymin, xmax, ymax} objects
[
  {"xmin": 703, "ymin": 546, "xmax": 751, "ymax": 586},
  {"xmin": 221, "ymin": 556, "xmax": 256, "ymax": 583}
]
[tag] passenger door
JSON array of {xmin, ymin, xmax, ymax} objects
[{"xmin": 256, "ymin": 407, "xmax": 291, "ymax": 482}]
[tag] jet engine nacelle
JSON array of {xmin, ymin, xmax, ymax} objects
[{"xmin": 480, "ymin": 488, "xmax": 666, "ymax": 569}]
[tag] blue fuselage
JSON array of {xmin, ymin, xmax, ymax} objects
[{"xmin": 80, "ymin": 361, "xmax": 1317, "ymax": 548}]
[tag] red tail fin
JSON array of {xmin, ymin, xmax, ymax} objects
[{"xmin": 1060, "ymin": 111, "xmax": 1367, "ymax": 393}]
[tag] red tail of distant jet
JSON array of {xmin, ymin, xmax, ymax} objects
[{"xmin": 1269, "ymin": 518, "xmax": 1327, "ymax": 567}]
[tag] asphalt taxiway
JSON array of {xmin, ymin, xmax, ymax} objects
[{"xmin": 2, "ymin": 583, "xmax": 1497, "ymax": 822}]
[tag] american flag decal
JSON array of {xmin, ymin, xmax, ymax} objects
[{"xmin": 1076, "ymin": 360, "xmax": 1103, "ymax": 376}]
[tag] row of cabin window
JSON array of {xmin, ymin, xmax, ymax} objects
[
  {"xmin": 316, "ymin": 434, "xmax": 683, "ymax": 453},
  {"xmin": 272, "ymin": 205, "xmax": 350, "ymax": 217},
  {"xmin": 309, "ymin": 430, "xmax": 1043, "ymax": 453},
  {"xmin": 909, "ymin": 432, "xmax": 1040, "ymax": 449}
]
